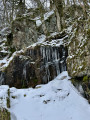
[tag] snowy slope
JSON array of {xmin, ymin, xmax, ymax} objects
[{"xmin": 0, "ymin": 71, "xmax": 90, "ymax": 120}]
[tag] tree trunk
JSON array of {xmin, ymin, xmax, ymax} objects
[
  {"xmin": 73, "ymin": 0, "xmax": 75, "ymax": 5},
  {"xmin": 52, "ymin": 0, "xmax": 64, "ymax": 31},
  {"xmin": 67, "ymin": 0, "xmax": 70, "ymax": 6},
  {"xmin": 2, "ymin": 0, "xmax": 9, "ymax": 24},
  {"xmin": 82, "ymin": 0, "xmax": 88, "ymax": 19}
]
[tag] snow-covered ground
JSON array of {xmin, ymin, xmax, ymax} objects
[{"xmin": 0, "ymin": 71, "xmax": 90, "ymax": 120}]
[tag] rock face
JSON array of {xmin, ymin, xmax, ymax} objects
[
  {"xmin": 1, "ymin": 45, "xmax": 67, "ymax": 88},
  {"xmin": 8, "ymin": 11, "xmax": 58, "ymax": 50},
  {"xmin": 11, "ymin": 17, "xmax": 38, "ymax": 50},
  {"xmin": 67, "ymin": 19, "xmax": 90, "ymax": 77},
  {"xmin": 0, "ymin": 10, "xmax": 65, "ymax": 88},
  {"xmin": 66, "ymin": 17, "xmax": 90, "ymax": 103},
  {"xmin": 0, "ymin": 5, "xmax": 89, "ymax": 101},
  {"xmin": 43, "ymin": 12, "xmax": 58, "ymax": 34}
]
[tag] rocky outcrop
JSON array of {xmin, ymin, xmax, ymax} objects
[
  {"xmin": 0, "ymin": 10, "xmax": 67, "ymax": 88},
  {"xmin": 8, "ymin": 11, "xmax": 58, "ymax": 50},
  {"xmin": 11, "ymin": 17, "xmax": 38, "ymax": 50},
  {"xmin": 67, "ymin": 18, "xmax": 90, "ymax": 77},
  {"xmin": 82, "ymin": 76, "xmax": 90, "ymax": 103},
  {"xmin": 0, "ymin": 4, "xmax": 89, "ymax": 102},
  {"xmin": 0, "ymin": 108, "xmax": 11, "ymax": 120},
  {"xmin": 70, "ymin": 76, "xmax": 90, "ymax": 103},
  {"xmin": 1, "ymin": 45, "xmax": 67, "ymax": 88},
  {"xmin": 66, "ymin": 16, "xmax": 90, "ymax": 103}
]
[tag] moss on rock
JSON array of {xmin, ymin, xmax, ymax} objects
[{"xmin": 0, "ymin": 108, "xmax": 11, "ymax": 120}]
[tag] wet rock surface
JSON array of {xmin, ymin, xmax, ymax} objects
[{"xmin": 0, "ymin": 45, "xmax": 68, "ymax": 88}]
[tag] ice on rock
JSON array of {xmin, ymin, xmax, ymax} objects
[{"xmin": 40, "ymin": 45, "xmax": 67, "ymax": 83}]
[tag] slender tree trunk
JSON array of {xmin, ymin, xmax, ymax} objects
[
  {"xmin": 2, "ymin": 0, "xmax": 9, "ymax": 24},
  {"xmin": 54, "ymin": 0, "xmax": 64, "ymax": 31},
  {"xmin": 73, "ymin": 0, "xmax": 75, "ymax": 5},
  {"xmin": 11, "ymin": 0, "xmax": 14, "ymax": 21},
  {"xmin": 82, "ymin": 0, "xmax": 88, "ymax": 19},
  {"xmin": 67, "ymin": 0, "xmax": 70, "ymax": 6}
]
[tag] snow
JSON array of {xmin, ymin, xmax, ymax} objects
[
  {"xmin": 67, "ymin": 25, "xmax": 72, "ymax": 33},
  {"xmin": 27, "ymin": 32, "xmax": 67, "ymax": 48},
  {"xmin": 35, "ymin": 10, "xmax": 54, "ymax": 27},
  {"xmin": 34, "ymin": 16, "xmax": 42, "ymax": 27},
  {"xmin": 36, "ymin": 19, "xmax": 42, "ymax": 27},
  {"xmin": 67, "ymin": 55, "xmax": 75, "ymax": 59},
  {"xmin": 0, "ymin": 71, "xmax": 90, "ymax": 120},
  {"xmin": 44, "ymin": 10, "xmax": 54, "ymax": 21},
  {"xmin": 0, "ymin": 85, "xmax": 9, "ymax": 108},
  {"xmin": 50, "ymin": 32, "xmax": 59, "ymax": 36},
  {"xmin": 25, "ymin": 0, "xmax": 50, "ymax": 9},
  {"xmin": 0, "ymin": 57, "xmax": 8, "ymax": 66},
  {"xmin": 79, "ymin": 66, "xmax": 83, "ymax": 69},
  {"xmin": 0, "ymin": 27, "xmax": 11, "ymax": 36},
  {"xmin": 37, "ymin": 34, "xmax": 46, "ymax": 43},
  {"xmin": 43, "ymin": 0, "xmax": 50, "ymax": 8},
  {"xmin": 40, "ymin": 35, "xmax": 68, "ymax": 47},
  {"xmin": 25, "ymin": 0, "xmax": 35, "ymax": 9},
  {"xmin": 0, "ymin": 51, "xmax": 17, "ymax": 70}
]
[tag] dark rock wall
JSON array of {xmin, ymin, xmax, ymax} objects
[{"xmin": 0, "ymin": 45, "xmax": 68, "ymax": 88}]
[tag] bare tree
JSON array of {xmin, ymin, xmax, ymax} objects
[
  {"xmin": 2, "ymin": 0, "xmax": 9, "ymax": 23},
  {"xmin": 82, "ymin": 0, "xmax": 88, "ymax": 19},
  {"xmin": 67, "ymin": 0, "xmax": 70, "ymax": 6}
]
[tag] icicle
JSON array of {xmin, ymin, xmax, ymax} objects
[
  {"xmin": 55, "ymin": 60, "xmax": 60, "ymax": 75},
  {"xmin": 40, "ymin": 45, "xmax": 67, "ymax": 83}
]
